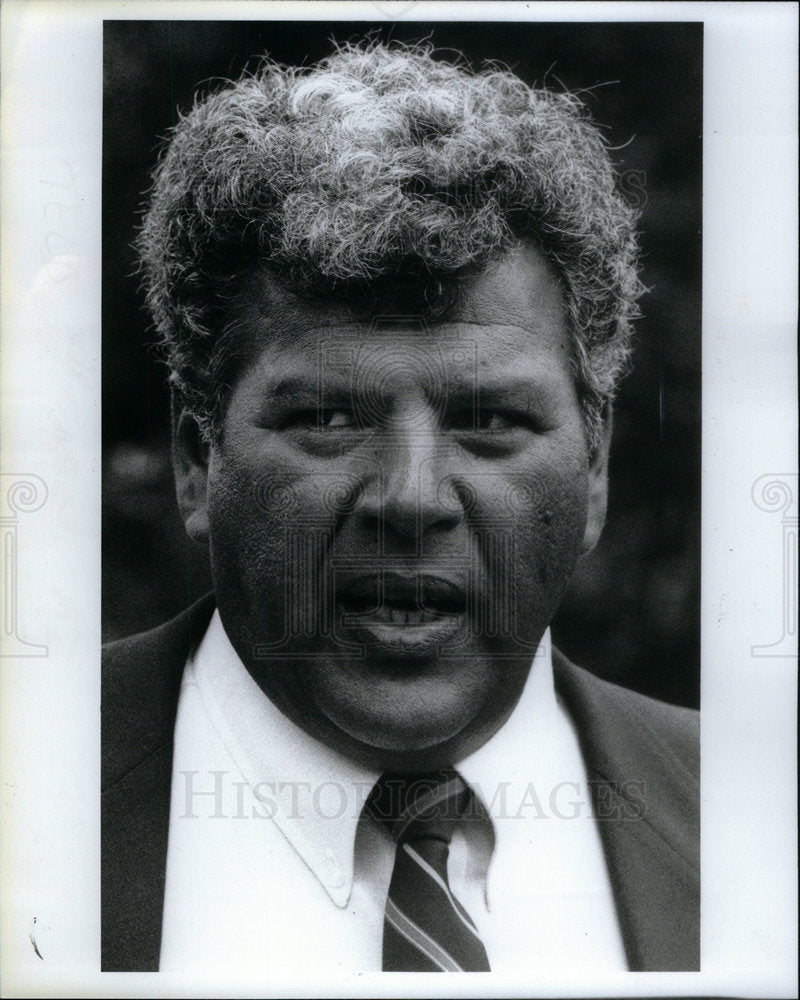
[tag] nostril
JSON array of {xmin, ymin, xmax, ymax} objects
[{"xmin": 451, "ymin": 482, "xmax": 478, "ymax": 514}]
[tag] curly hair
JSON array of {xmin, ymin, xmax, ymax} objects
[{"xmin": 137, "ymin": 40, "xmax": 645, "ymax": 451}]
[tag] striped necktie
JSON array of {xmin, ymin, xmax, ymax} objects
[{"xmin": 367, "ymin": 769, "xmax": 491, "ymax": 972}]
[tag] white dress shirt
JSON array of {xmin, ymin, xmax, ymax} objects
[{"xmin": 160, "ymin": 610, "xmax": 627, "ymax": 975}]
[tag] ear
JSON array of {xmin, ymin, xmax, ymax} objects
[
  {"xmin": 582, "ymin": 405, "xmax": 613, "ymax": 555},
  {"xmin": 173, "ymin": 407, "xmax": 211, "ymax": 545}
]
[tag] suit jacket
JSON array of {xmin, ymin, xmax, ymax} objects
[{"xmin": 102, "ymin": 594, "xmax": 699, "ymax": 972}]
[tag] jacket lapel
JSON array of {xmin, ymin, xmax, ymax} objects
[
  {"xmin": 102, "ymin": 595, "xmax": 216, "ymax": 971},
  {"xmin": 553, "ymin": 649, "xmax": 700, "ymax": 970}
]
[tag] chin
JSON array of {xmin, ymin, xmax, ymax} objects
[
  {"xmin": 320, "ymin": 681, "xmax": 481, "ymax": 761},
  {"xmin": 360, "ymin": 717, "xmax": 462, "ymax": 755}
]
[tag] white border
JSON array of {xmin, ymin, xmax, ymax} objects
[{"xmin": 1, "ymin": 2, "xmax": 797, "ymax": 997}]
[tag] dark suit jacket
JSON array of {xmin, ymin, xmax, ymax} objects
[{"xmin": 102, "ymin": 595, "xmax": 700, "ymax": 972}]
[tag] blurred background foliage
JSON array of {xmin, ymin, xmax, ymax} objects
[{"xmin": 103, "ymin": 20, "xmax": 701, "ymax": 708}]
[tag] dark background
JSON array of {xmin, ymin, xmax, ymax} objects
[{"xmin": 102, "ymin": 20, "xmax": 702, "ymax": 708}]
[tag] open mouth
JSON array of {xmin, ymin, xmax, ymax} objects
[
  {"xmin": 335, "ymin": 573, "xmax": 467, "ymax": 654},
  {"xmin": 336, "ymin": 573, "xmax": 467, "ymax": 626},
  {"xmin": 339, "ymin": 597, "xmax": 456, "ymax": 627}
]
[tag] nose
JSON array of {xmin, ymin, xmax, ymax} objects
[{"xmin": 356, "ymin": 411, "xmax": 462, "ymax": 543}]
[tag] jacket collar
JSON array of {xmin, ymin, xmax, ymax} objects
[
  {"xmin": 553, "ymin": 648, "xmax": 700, "ymax": 970},
  {"xmin": 102, "ymin": 594, "xmax": 216, "ymax": 971}
]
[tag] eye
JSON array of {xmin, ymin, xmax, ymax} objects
[
  {"xmin": 474, "ymin": 409, "xmax": 515, "ymax": 431},
  {"xmin": 318, "ymin": 408, "xmax": 357, "ymax": 430},
  {"xmin": 284, "ymin": 408, "xmax": 359, "ymax": 431},
  {"xmin": 446, "ymin": 408, "xmax": 521, "ymax": 432},
  {"xmin": 444, "ymin": 405, "xmax": 545, "ymax": 457}
]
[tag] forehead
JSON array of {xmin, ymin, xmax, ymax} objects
[{"xmin": 229, "ymin": 242, "xmax": 573, "ymax": 388}]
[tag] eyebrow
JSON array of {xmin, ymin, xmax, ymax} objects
[
  {"xmin": 257, "ymin": 377, "xmax": 353, "ymax": 413},
  {"xmin": 270, "ymin": 378, "xmax": 317, "ymax": 398},
  {"xmin": 265, "ymin": 370, "xmax": 563, "ymax": 398},
  {"xmin": 457, "ymin": 370, "xmax": 564, "ymax": 399},
  {"xmin": 265, "ymin": 376, "xmax": 337, "ymax": 401}
]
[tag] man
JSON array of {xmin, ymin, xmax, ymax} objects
[{"xmin": 102, "ymin": 40, "xmax": 699, "ymax": 975}]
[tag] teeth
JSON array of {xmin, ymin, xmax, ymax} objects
[
  {"xmin": 339, "ymin": 595, "xmax": 462, "ymax": 627},
  {"xmin": 368, "ymin": 606, "xmax": 449, "ymax": 626}
]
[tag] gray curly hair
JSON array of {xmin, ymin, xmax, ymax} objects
[{"xmin": 137, "ymin": 40, "xmax": 645, "ymax": 451}]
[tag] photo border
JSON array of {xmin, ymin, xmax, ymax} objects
[{"xmin": 1, "ymin": 2, "xmax": 797, "ymax": 998}]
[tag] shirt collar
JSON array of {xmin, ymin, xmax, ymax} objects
[
  {"xmin": 450, "ymin": 631, "xmax": 555, "ymax": 912},
  {"xmin": 190, "ymin": 610, "xmax": 553, "ymax": 909},
  {"xmin": 457, "ymin": 628, "xmax": 556, "ymax": 793},
  {"xmin": 190, "ymin": 610, "xmax": 380, "ymax": 907}
]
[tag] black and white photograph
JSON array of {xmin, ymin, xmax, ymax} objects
[
  {"xmin": 101, "ymin": 17, "xmax": 702, "ymax": 976},
  {"xmin": 0, "ymin": 2, "xmax": 796, "ymax": 998}
]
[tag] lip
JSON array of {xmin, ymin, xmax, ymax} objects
[
  {"xmin": 336, "ymin": 571, "xmax": 467, "ymax": 612},
  {"xmin": 339, "ymin": 614, "xmax": 465, "ymax": 660},
  {"xmin": 335, "ymin": 571, "xmax": 468, "ymax": 659}
]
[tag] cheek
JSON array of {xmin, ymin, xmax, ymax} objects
[
  {"xmin": 206, "ymin": 452, "xmax": 287, "ymax": 602},
  {"xmin": 490, "ymin": 460, "xmax": 590, "ymax": 594},
  {"xmin": 206, "ymin": 448, "xmax": 345, "ymax": 613},
  {"xmin": 529, "ymin": 478, "xmax": 589, "ymax": 583},
  {"xmin": 207, "ymin": 456, "xmax": 250, "ymax": 538}
]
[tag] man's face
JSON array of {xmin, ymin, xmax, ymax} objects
[{"xmin": 178, "ymin": 243, "xmax": 609, "ymax": 769}]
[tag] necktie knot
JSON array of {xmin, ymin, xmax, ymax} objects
[{"xmin": 366, "ymin": 768, "xmax": 470, "ymax": 844}]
